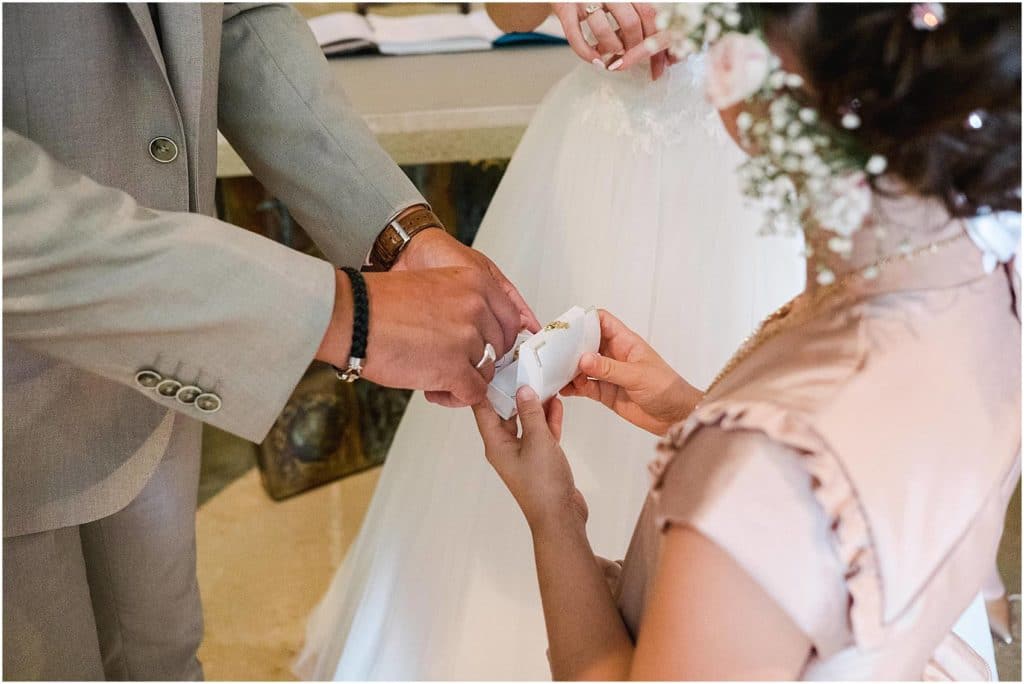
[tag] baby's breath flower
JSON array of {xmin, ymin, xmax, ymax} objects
[
  {"xmin": 798, "ymin": 108, "xmax": 818, "ymax": 124},
  {"xmin": 841, "ymin": 112, "xmax": 861, "ymax": 129},
  {"xmin": 865, "ymin": 154, "xmax": 888, "ymax": 175},
  {"xmin": 828, "ymin": 236, "xmax": 853, "ymax": 255},
  {"xmin": 792, "ymin": 137, "xmax": 815, "ymax": 156},
  {"xmin": 704, "ymin": 19, "xmax": 722, "ymax": 42},
  {"xmin": 817, "ymin": 268, "xmax": 836, "ymax": 286}
]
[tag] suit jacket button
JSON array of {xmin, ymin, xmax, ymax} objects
[
  {"xmin": 195, "ymin": 392, "xmax": 222, "ymax": 413},
  {"xmin": 156, "ymin": 378, "xmax": 182, "ymax": 397},
  {"xmin": 176, "ymin": 385, "xmax": 202, "ymax": 405},
  {"xmin": 149, "ymin": 136, "xmax": 179, "ymax": 163},
  {"xmin": 134, "ymin": 369, "xmax": 163, "ymax": 388}
]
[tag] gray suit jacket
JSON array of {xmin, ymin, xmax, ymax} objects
[{"xmin": 2, "ymin": 2, "xmax": 422, "ymax": 537}]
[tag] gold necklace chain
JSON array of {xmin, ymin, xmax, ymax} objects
[{"xmin": 704, "ymin": 233, "xmax": 967, "ymax": 395}]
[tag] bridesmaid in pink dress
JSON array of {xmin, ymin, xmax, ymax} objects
[{"xmin": 473, "ymin": 3, "xmax": 1020, "ymax": 679}]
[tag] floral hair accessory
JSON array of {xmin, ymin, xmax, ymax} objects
[
  {"xmin": 910, "ymin": 3, "xmax": 946, "ymax": 31},
  {"xmin": 659, "ymin": 3, "xmax": 889, "ymax": 281}
]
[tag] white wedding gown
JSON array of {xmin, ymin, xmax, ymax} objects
[{"xmin": 295, "ymin": 58, "xmax": 996, "ymax": 680}]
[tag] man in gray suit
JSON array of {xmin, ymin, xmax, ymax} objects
[{"xmin": 2, "ymin": 3, "xmax": 537, "ymax": 679}]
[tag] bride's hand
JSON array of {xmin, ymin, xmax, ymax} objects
[
  {"xmin": 560, "ymin": 309, "xmax": 702, "ymax": 436},
  {"xmin": 552, "ymin": 3, "xmax": 676, "ymax": 81},
  {"xmin": 473, "ymin": 388, "xmax": 589, "ymax": 534}
]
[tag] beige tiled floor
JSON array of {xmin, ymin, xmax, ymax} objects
[{"xmin": 196, "ymin": 467, "xmax": 380, "ymax": 681}]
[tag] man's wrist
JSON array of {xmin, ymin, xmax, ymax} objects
[
  {"xmin": 314, "ymin": 268, "xmax": 354, "ymax": 368},
  {"xmin": 391, "ymin": 223, "xmax": 447, "ymax": 270}
]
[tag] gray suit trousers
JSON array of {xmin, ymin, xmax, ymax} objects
[{"xmin": 3, "ymin": 415, "xmax": 204, "ymax": 681}]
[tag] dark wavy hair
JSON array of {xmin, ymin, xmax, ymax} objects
[{"xmin": 756, "ymin": 3, "xmax": 1021, "ymax": 218}]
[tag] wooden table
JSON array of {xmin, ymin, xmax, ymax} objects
[{"xmin": 217, "ymin": 45, "xmax": 580, "ymax": 177}]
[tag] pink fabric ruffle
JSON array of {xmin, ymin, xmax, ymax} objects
[{"xmin": 650, "ymin": 398, "xmax": 890, "ymax": 651}]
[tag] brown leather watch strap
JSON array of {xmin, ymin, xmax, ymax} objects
[{"xmin": 367, "ymin": 206, "xmax": 444, "ymax": 271}]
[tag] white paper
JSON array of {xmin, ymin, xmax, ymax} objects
[
  {"xmin": 308, "ymin": 9, "xmax": 564, "ymax": 57},
  {"xmin": 306, "ymin": 12, "xmax": 374, "ymax": 47},
  {"xmin": 369, "ymin": 10, "xmax": 501, "ymax": 55},
  {"xmin": 531, "ymin": 15, "xmax": 567, "ymax": 40},
  {"xmin": 487, "ymin": 306, "xmax": 600, "ymax": 420}
]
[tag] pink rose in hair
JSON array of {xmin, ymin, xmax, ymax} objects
[{"xmin": 706, "ymin": 32, "xmax": 771, "ymax": 109}]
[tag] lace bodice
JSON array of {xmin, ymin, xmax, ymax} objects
[{"xmin": 562, "ymin": 55, "xmax": 726, "ymax": 153}]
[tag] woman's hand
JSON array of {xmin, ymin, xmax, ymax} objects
[
  {"xmin": 551, "ymin": 3, "xmax": 678, "ymax": 80},
  {"xmin": 473, "ymin": 388, "xmax": 589, "ymax": 534},
  {"xmin": 560, "ymin": 309, "xmax": 702, "ymax": 436}
]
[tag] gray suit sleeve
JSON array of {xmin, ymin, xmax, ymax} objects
[
  {"xmin": 2, "ymin": 129, "xmax": 336, "ymax": 442},
  {"xmin": 218, "ymin": 3, "xmax": 425, "ymax": 267}
]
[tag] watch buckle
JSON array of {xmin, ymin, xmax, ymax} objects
[{"xmin": 389, "ymin": 219, "xmax": 412, "ymax": 244}]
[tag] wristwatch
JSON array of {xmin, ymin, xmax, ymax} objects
[{"xmin": 367, "ymin": 205, "xmax": 444, "ymax": 271}]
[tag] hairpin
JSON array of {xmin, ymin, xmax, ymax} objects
[{"xmin": 910, "ymin": 3, "xmax": 945, "ymax": 31}]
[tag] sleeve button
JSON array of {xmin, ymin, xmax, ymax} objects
[
  {"xmin": 176, "ymin": 385, "xmax": 202, "ymax": 405},
  {"xmin": 156, "ymin": 378, "xmax": 182, "ymax": 397},
  {"xmin": 134, "ymin": 369, "xmax": 163, "ymax": 388},
  {"xmin": 195, "ymin": 393, "xmax": 222, "ymax": 413}
]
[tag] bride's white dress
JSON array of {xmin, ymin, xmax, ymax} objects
[{"xmin": 295, "ymin": 58, "xmax": 996, "ymax": 680}]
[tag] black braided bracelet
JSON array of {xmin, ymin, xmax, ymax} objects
[{"xmin": 333, "ymin": 266, "xmax": 369, "ymax": 382}]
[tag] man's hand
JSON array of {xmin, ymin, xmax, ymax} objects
[
  {"xmin": 393, "ymin": 227, "xmax": 541, "ymax": 337},
  {"xmin": 316, "ymin": 266, "xmax": 523, "ymax": 408}
]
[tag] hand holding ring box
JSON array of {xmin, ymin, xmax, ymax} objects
[{"xmin": 487, "ymin": 306, "xmax": 600, "ymax": 419}]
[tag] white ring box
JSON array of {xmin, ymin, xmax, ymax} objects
[{"xmin": 486, "ymin": 305, "xmax": 601, "ymax": 419}]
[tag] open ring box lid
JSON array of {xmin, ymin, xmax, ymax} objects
[{"xmin": 487, "ymin": 305, "xmax": 600, "ymax": 419}]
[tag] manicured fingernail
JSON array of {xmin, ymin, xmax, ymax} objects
[
  {"xmin": 608, "ymin": 58, "xmax": 623, "ymax": 71},
  {"xmin": 517, "ymin": 386, "xmax": 538, "ymax": 401},
  {"xmin": 592, "ymin": 58, "xmax": 606, "ymax": 69}
]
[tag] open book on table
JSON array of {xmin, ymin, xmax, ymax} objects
[{"xmin": 307, "ymin": 9, "xmax": 567, "ymax": 57}]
